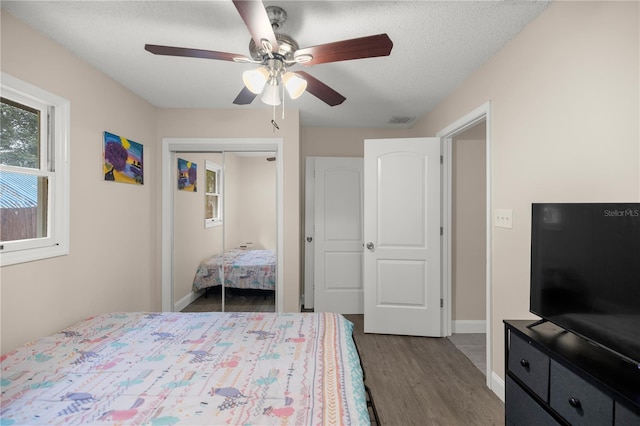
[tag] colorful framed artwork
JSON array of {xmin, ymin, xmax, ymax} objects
[
  {"xmin": 103, "ymin": 131, "xmax": 143, "ymax": 185},
  {"xmin": 177, "ymin": 158, "xmax": 197, "ymax": 192}
]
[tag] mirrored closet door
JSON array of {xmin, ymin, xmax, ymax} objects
[
  {"xmin": 222, "ymin": 152, "xmax": 277, "ymax": 312},
  {"xmin": 174, "ymin": 150, "xmax": 277, "ymax": 313}
]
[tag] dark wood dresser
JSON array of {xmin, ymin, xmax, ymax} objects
[{"xmin": 504, "ymin": 320, "xmax": 640, "ymax": 425}]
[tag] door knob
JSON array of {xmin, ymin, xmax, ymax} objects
[
  {"xmin": 306, "ymin": 236, "xmax": 313, "ymax": 242},
  {"xmin": 366, "ymin": 242, "xmax": 374, "ymax": 250}
]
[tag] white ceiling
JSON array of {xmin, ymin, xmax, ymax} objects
[{"xmin": 2, "ymin": 1, "xmax": 550, "ymax": 128}]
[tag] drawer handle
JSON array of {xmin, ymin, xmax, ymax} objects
[
  {"xmin": 568, "ymin": 397, "xmax": 581, "ymax": 409},
  {"xmin": 520, "ymin": 359, "xmax": 530, "ymax": 369}
]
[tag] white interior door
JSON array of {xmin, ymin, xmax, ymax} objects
[
  {"xmin": 313, "ymin": 157, "xmax": 364, "ymax": 314},
  {"xmin": 364, "ymin": 138, "xmax": 442, "ymax": 336}
]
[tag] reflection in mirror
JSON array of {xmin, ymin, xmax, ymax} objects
[
  {"xmin": 176, "ymin": 152, "xmax": 224, "ymax": 312},
  {"xmin": 223, "ymin": 152, "xmax": 277, "ymax": 312},
  {"xmin": 179, "ymin": 151, "xmax": 277, "ymax": 313}
]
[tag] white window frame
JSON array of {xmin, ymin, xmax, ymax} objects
[
  {"xmin": 204, "ymin": 160, "xmax": 222, "ymax": 228},
  {"xmin": 0, "ymin": 73, "xmax": 70, "ymax": 266}
]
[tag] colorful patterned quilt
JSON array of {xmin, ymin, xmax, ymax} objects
[
  {"xmin": 192, "ymin": 249, "xmax": 276, "ymax": 292},
  {"xmin": 0, "ymin": 312, "xmax": 369, "ymax": 425}
]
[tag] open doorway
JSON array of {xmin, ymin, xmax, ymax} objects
[
  {"xmin": 446, "ymin": 121, "xmax": 487, "ymax": 375},
  {"xmin": 437, "ymin": 101, "xmax": 493, "ymax": 389}
]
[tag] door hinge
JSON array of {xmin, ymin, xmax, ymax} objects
[
  {"xmin": 440, "ymin": 299, "xmax": 444, "ymax": 308},
  {"xmin": 440, "ymin": 155, "xmax": 443, "ymax": 164},
  {"xmin": 440, "ymin": 227, "xmax": 443, "ymax": 236}
]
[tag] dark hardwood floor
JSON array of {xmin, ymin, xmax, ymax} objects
[
  {"xmin": 181, "ymin": 288, "xmax": 275, "ymax": 312},
  {"xmin": 345, "ymin": 314, "xmax": 505, "ymax": 426}
]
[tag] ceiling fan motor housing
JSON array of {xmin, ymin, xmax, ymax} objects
[
  {"xmin": 248, "ymin": 6, "xmax": 299, "ymax": 66},
  {"xmin": 249, "ymin": 33, "xmax": 299, "ymax": 63}
]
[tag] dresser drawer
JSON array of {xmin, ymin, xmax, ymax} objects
[
  {"xmin": 508, "ymin": 331, "xmax": 550, "ymax": 401},
  {"xmin": 506, "ymin": 375, "xmax": 560, "ymax": 426},
  {"xmin": 550, "ymin": 359, "xmax": 613, "ymax": 425},
  {"xmin": 615, "ymin": 402, "xmax": 640, "ymax": 426}
]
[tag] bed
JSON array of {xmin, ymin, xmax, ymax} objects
[
  {"xmin": 192, "ymin": 249, "xmax": 276, "ymax": 293},
  {"xmin": 0, "ymin": 311, "xmax": 369, "ymax": 425}
]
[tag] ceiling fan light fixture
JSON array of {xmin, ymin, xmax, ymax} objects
[
  {"xmin": 242, "ymin": 67, "xmax": 269, "ymax": 94},
  {"xmin": 282, "ymin": 72, "xmax": 307, "ymax": 99},
  {"xmin": 261, "ymin": 81, "xmax": 281, "ymax": 105}
]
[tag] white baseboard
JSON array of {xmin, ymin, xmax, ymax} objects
[
  {"xmin": 174, "ymin": 290, "xmax": 203, "ymax": 312},
  {"xmin": 490, "ymin": 371, "xmax": 505, "ymax": 402},
  {"xmin": 451, "ymin": 320, "xmax": 486, "ymax": 334}
]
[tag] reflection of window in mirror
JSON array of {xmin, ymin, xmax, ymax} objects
[{"xmin": 205, "ymin": 160, "xmax": 222, "ymax": 228}]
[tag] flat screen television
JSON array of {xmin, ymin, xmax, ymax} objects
[{"xmin": 530, "ymin": 203, "xmax": 640, "ymax": 366}]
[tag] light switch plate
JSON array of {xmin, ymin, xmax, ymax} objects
[{"xmin": 495, "ymin": 209, "xmax": 513, "ymax": 229}]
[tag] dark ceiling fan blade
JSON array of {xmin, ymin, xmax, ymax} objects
[
  {"xmin": 295, "ymin": 33, "xmax": 393, "ymax": 66},
  {"xmin": 232, "ymin": 0, "xmax": 279, "ymax": 53},
  {"xmin": 233, "ymin": 86, "xmax": 258, "ymax": 105},
  {"xmin": 295, "ymin": 71, "xmax": 346, "ymax": 106},
  {"xmin": 145, "ymin": 44, "xmax": 245, "ymax": 62}
]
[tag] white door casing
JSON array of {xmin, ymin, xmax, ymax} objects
[
  {"xmin": 437, "ymin": 101, "xmax": 493, "ymax": 391},
  {"xmin": 311, "ymin": 157, "xmax": 364, "ymax": 314},
  {"xmin": 303, "ymin": 157, "xmax": 315, "ymax": 310},
  {"xmin": 364, "ymin": 138, "xmax": 442, "ymax": 336}
]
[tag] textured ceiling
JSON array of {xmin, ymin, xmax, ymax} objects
[{"xmin": 2, "ymin": 1, "xmax": 550, "ymax": 128}]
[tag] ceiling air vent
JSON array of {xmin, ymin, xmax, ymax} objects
[{"xmin": 388, "ymin": 116, "xmax": 416, "ymax": 125}]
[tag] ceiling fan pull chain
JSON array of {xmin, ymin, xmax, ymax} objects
[
  {"xmin": 282, "ymin": 82, "xmax": 285, "ymax": 120},
  {"xmin": 272, "ymin": 98, "xmax": 276, "ymax": 131}
]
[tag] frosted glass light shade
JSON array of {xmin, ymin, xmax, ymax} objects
[
  {"xmin": 243, "ymin": 68, "xmax": 269, "ymax": 94},
  {"xmin": 282, "ymin": 72, "xmax": 307, "ymax": 99},
  {"xmin": 261, "ymin": 83, "xmax": 281, "ymax": 105}
]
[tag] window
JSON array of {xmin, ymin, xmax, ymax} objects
[
  {"xmin": 0, "ymin": 73, "xmax": 70, "ymax": 266},
  {"xmin": 205, "ymin": 160, "xmax": 222, "ymax": 228}
]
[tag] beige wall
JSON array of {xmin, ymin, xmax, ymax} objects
[
  {"xmin": 412, "ymin": 1, "xmax": 639, "ymax": 379},
  {"xmin": 227, "ymin": 155, "xmax": 277, "ymax": 251},
  {"xmin": 1, "ymin": 10, "xmax": 159, "ymax": 353},
  {"xmin": 301, "ymin": 127, "xmax": 419, "ymax": 159},
  {"xmin": 452, "ymin": 122, "xmax": 486, "ymax": 321},
  {"xmin": 223, "ymin": 153, "xmax": 240, "ymax": 252}
]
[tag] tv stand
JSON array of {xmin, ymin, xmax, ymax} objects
[
  {"xmin": 525, "ymin": 318, "xmax": 548, "ymax": 329},
  {"xmin": 504, "ymin": 320, "xmax": 640, "ymax": 425}
]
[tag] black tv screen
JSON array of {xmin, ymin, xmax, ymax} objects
[{"xmin": 530, "ymin": 203, "xmax": 640, "ymax": 365}]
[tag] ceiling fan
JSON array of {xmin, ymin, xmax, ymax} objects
[{"xmin": 144, "ymin": 0, "xmax": 393, "ymax": 107}]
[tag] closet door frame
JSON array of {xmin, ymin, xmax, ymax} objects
[{"xmin": 161, "ymin": 138, "xmax": 284, "ymax": 312}]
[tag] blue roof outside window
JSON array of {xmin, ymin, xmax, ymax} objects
[{"xmin": 0, "ymin": 172, "xmax": 38, "ymax": 208}]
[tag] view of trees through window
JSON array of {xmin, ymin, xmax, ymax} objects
[
  {"xmin": 0, "ymin": 97, "xmax": 46, "ymax": 243},
  {"xmin": 1, "ymin": 98, "xmax": 39, "ymax": 168}
]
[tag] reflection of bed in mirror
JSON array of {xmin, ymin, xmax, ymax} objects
[{"xmin": 193, "ymin": 249, "xmax": 276, "ymax": 296}]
